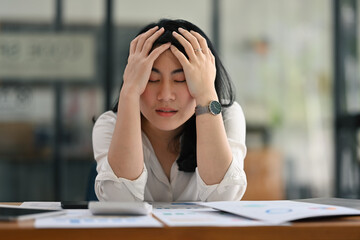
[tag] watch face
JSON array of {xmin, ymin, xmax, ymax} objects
[{"xmin": 209, "ymin": 101, "xmax": 222, "ymax": 115}]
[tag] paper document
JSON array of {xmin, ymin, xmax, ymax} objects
[
  {"xmin": 152, "ymin": 202, "xmax": 273, "ymax": 227},
  {"xmin": 151, "ymin": 202, "xmax": 211, "ymax": 210},
  {"xmin": 153, "ymin": 209, "xmax": 272, "ymax": 227},
  {"xmin": 35, "ymin": 209, "xmax": 162, "ymax": 228},
  {"xmin": 200, "ymin": 200, "xmax": 360, "ymax": 224},
  {"xmin": 295, "ymin": 198, "xmax": 360, "ymax": 210}
]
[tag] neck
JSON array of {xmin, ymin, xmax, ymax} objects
[{"xmin": 141, "ymin": 117, "xmax": 183, "ymax": 153}]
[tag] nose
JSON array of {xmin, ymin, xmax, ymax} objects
[{"xmin": 157, "ymin": 80, "xmax": 175, "ymax": 101}]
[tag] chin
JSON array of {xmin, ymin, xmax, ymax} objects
[{"xmin": 151, "ymin": 118, "xmax": 185, "ymax": 132}]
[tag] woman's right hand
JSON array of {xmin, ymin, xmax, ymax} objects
[{"xmin": 122, "ymin": 26, "xmax": 171, "ymax": 96}]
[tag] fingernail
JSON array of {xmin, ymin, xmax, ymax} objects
[{"xmin": 178, "ymin": 27, "xmax": 184, "ymax": 31}]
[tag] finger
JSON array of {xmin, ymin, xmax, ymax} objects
[
  {"xmin": 170, "ymin": 45, "xmax": 189, "ymax": 67},
  {"xmin": 147, "ymin": 42, "xmax": 171, "ymax": 62},
  {"xmin": 178, "ymin": 28, "xmax": 201, "ymax": 51},
  {"xmin": 190, "ymin": 30, "xmax": 209, "ymax": 55},
  {"xmin": 141, "ymin": 27, "xmax": 165, "ymax": 55},
  {"xmin": 135, "ymin": 26, "xmax": 159, "ymax": 53},
  {"xmin": 172, "ymin": 31, "xmax": 197, "ymax": 60},
  {"xmin": 210, "ymin": 50, "xmax": 215, "ymax": 63},
  {"xmin": 129, "ymin": 36, "xmax": 140, "ymax": 55}
]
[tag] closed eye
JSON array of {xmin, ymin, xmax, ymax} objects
[
  {"xmin": 148, "ymin": 79, "xmax": 160, "ymax": 83},
  {"xmin": 174, "ymin": 80, "xmax": 186, "ymax": 83}
]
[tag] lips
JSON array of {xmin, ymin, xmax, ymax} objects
[
  {"xmin": 155, "ymin": 107, "xmax": 178, "ymax": 116},
  {"xmin": 156, "ymin": 107, "xmax": 177, "ymax": 113}
]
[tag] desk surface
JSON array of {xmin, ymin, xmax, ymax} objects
[{"xmin": 1, "ymin": 204, "xmax": 360, "ymax": 240}]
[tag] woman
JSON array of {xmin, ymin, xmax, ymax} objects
[{"xmin": 92, "ymin": 19, "xmax": 247, "ymax": 202}]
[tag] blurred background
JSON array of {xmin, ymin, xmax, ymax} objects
[{"xmin": 0, "ymin": 0, "xmax": 359, "ymax": 202}]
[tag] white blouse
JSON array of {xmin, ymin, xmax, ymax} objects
[{"xmin": 92, "ymin": 101, "xmax": 247, "ymax": 202}]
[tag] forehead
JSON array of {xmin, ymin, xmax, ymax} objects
[{"xmin": 153, "ymin": 49, "xmax": 182, "ymax": 70}]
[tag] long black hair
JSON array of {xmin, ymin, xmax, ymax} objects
[{"xmin": 112, "ymin": 19, "xmax": 235, "ymax": 172}]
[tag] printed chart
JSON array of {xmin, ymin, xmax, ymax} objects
[{"xmin": 201, "ymin": 200, "xmax": 360, "ymax": 224}]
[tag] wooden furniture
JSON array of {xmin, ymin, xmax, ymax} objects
[
  {"xmin": 243, "ymin": 148, "xmax": 284, "ymax": 200},
  {"xmin": 0, "ymin": 210, "xmax": 360, "ymax": 240}
]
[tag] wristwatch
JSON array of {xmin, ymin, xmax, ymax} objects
[{"xmin": 195, "ymin": 100, "xmax": 222, "ymax": 116}]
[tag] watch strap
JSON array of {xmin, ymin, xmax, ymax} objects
[{"xmin": 195, "ymin": 105, "xmax": 210, "ymax": 116}]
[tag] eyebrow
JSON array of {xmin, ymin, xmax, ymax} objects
[{"xmin": 152, "ymin": 67, "xmax": 183, "ymax": 74}]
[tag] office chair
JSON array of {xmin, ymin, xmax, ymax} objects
[{"xmin": 86, "ymin": 161, "xmax": 98, "ymax": 201}]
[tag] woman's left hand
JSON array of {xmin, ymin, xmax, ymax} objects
[{"xmin": 170, "ymin": 28, "xmax": 217, "ymax": 103}]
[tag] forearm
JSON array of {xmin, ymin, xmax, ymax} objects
[
  {"xmin": 195, "ymin": 94, "xmax": 233, "ymax": 185},
  {"xmin": 108, "ymin": 89, "xmax": 144, "ymax": 180},
  {"xmin": 107, "ymin": 27, "xmax": 170, "ymax": 180}
]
